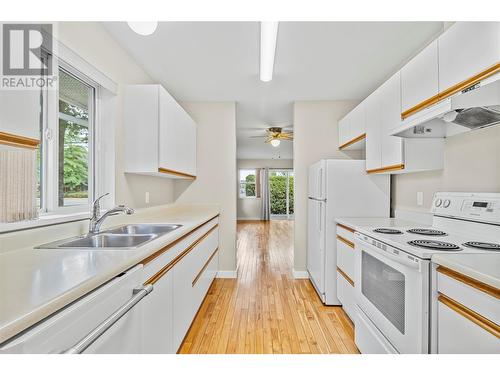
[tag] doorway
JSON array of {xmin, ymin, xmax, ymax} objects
[{"xmin": 269, "ymin": 169, "xmax": 294, "ymax": 220}]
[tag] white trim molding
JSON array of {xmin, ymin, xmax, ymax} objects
[
  {"xmin": 292, "ymin": 269, "xmax": 309, "ymax": 279},
  {"xmin": 216, "ymin": 270, "xmax": 238, "ymax": 279}
]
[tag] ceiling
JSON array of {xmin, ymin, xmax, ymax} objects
[{"xmin": 103, "ymin": 21, "xmax": 444, "ymax": 159}]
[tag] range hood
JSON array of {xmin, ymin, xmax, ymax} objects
[{"xmin": 391, "ymin": 79, "xmax": 500, "ymax": 138}]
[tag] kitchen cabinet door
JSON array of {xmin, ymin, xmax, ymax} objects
[
  {"xmin": 159, "ymin": 86, "xmax": 197, "ymax": 176},
  {"xmin": 141, "ymin": 270, "xmax": 174, "ymax": 354},
  {"xmin": 338, "ymin": 114, "xmax": 350, "ymax": 147},
  {"xmin": 439, "ymin": 22, "xmax": 500, "ymax": 93},
  {"xmin": 365, "ymin": 89, "xmax": 382, "ymax": 171},
  {"xmin": 401, "ymin": 40, "xmax": 439, "ymax": 113},
  {"xmin": 124, "ymin": 84, "xmax": 197, "ymax": 179},
  {"xmin": 437, "ymin": 299, "xmax": 500, "ymax": 354},
  {"xmin": 379, "ymin": 72, "xmax": 404, "ymax": 167},
  {"xmin": 350, "ymin": 102, "xmax": 366, "ymax": 140},
  {"xmin": 0, "ymin": 89, "xmax": 41, "ymax": 140}
]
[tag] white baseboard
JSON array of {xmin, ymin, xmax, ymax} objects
[
  {"xmin": 292, "ymin": 269, "xmax": 309, "ymax": 279},
  {"xmin": 216, "ymin": 270, "xmax": 237, "ymax": 279}
]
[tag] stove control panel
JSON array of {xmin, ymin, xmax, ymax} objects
[{"xmin": 432, "ymin": 192, "xmax": 500, "ymax": 224}]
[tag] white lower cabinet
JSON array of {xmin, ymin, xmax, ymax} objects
[
  {"xmin": 172, "ymin": 227, "xmax": 219, "ymax": 350},
  {"xmin": 337, "ymin": 271, "xmax": 355, "ymax": 321},
  {"xmin": 433, "ymin": 266, "xmax": 500, "ymax": 354},
  {"xmin": 141, "ymin": 268, "xmax": 174, "ymax": 354},
  {"xmin": 437, "ymin": 300, "xmax": 500, "ymax": 354},
  {"xmin": 0, "ymin": 218, "xmax": 220, "ymax": 354}
]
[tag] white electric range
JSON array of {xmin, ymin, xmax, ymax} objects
[{"xmin": 352, "ymin": 192, "xmax": 500, "ymax": 354}]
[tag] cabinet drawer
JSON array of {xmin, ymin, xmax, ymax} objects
[
  {"xmin": 337, "ymin": 238, "xmax": 355, "ymax": 281},
  {"xmin": 437, "ymin": 295, "xmax": 500, "ymax": 354},
  {"xmin": 337, "ymin": 270, "xmax": 355, "ymax": 321},
  {"xmin": 336, "ymin": 224, "xmax": 355, "ymax": 243},
  {"xmin": 142, "ymin": 217, "xmax": 219, "ymax": 281},
  {"xmin": 437, "ymin": 267, "xmax": 499, "ymax": 325}
]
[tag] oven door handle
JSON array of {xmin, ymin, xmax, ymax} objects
[{"xmin": 357, "ymin": 237, "xmax": 420, "ymax": 270}]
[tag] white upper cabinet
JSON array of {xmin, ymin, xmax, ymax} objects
[
  {"xmin": 338, "ymin": 102, "xmax": 366, "ymax": 150},
  {"xmin": 365, "ymin": 89, "xmax": 382, "ymax": 171},
  {"xmin": 338, "ymin": 114, "xmax": 350, "ymax": 147},
  {"xmin": 379, "ymin": 72, "xmax": 404, "ymax": 167},
  {"xmin": 124, "ymin": 84, "xmax": 197, "ymax": 179},
  {"xmin": 350, "ymin": 102, "xmax": 366, "ymax": 140},
  {"xmin": 0, "ymin": 90, "xmax": 41, "ymax": 141},
  {"xmin": 401, "ymin": 40, "xmax": 439, "ymax": 113},
  {"xmin": 438, "ymin": 22, "xmax": 500, "ymax": 92}
]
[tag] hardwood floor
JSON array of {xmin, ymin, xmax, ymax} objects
[{"xmin": 179, "ymin": 220, "xmax": 359, "ymax": 354}]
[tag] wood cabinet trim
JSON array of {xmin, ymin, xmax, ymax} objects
[
  {"xmin": 143, "ymin": 224, "xmax": 219, "ymax": 285},
  {"xmin": 337, "ymin": 235, "xmax": 354, "ymax": 249},
  {"xmin": 366, "ymin": 163, "xmax": 405, "ymax": 174},
  {"xmin": 438, "ymin": 293, "xmax": 500, "ymax": 339},
  {"xmin": 401, "ymin": 62, "xmax": 500, "ymax": 119},
  {"xmin": 337, "ymin": 266, "xmax": 354, "ymax": 287},
  {"xmin": 192, "ymin": 247, "xmax": 219, "ymax": 287},
  {"xmin": 337, "ymin": 223, "xmax": 355, "ymax": 233},
  {"xmin": 338, "ymin": 133, "xmax": 366, "ymax": 150},
  {"xmin": 158, "ymin": 167, "xmax": 196, "ymax": 179},
  {"xmin": 437, "ymin": 266, "xmax": 500, "ymax": 299},
  {"xmin": 0, "ymin": 131, "xmax": 40, "ymax": 149},
  {"xmin": 141, "ymin": 214, "xmax": 219, "ymax": 266}
]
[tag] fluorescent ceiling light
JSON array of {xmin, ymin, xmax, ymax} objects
[
  {"xmin": 260, "ymin": 22, "xmax": 279, "ymax": 82},
  {"xmin": 270, "ymin": 139, "xmax": 281, "ymax": 147},
  {"xmin": 127, "ymin": 22, "xmax": 158, "ymax": 36}
]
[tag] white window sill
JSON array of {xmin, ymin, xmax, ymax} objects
[{"xmin": 0, "ymin": 212, "xmax": 90, "ymax": 234}]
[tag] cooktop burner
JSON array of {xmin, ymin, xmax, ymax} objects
[
  {"xmin": 407, "ymin": 228, "xmax": 447, "ymax": 236},
  {"xmin": 463, "ymin": 241, "xmax": 500, "ymax": 251},
  {"xmin": 408, "ymin": 240, "xmax": 461, "ymax": 251},
  {"xmin": 373, "ymin": 228, "xmax": 403, "ymax": 234}
]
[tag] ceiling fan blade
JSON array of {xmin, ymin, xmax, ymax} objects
[{"xmin": 248, "ymin": 135, "xmax": 268, "ymax": 138}]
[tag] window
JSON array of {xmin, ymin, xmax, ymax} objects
[
  {"xmin": 269, "ymin": 169, "xmax": 294, "ymax": 218},
  {"xmin": 239, "ymin": 169, "xmax": 258, "ymax": 198},
  {"xmin": 37, "ymin": 62, "xmax": 99, "ymax": 214}
]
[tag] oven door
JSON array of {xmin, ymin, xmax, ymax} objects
[{"xmin": 354, "ymin": 234, "xmax": 430, "ymax": 353}]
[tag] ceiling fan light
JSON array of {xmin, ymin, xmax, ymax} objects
[
  {"xmin": 270, "ymin": 139, "xmax": 281, "ymax": 147},
  {"xmin": 127, "ymin": 22, "xmax": 158, "ymax": 36}
]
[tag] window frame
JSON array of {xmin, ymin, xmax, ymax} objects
[
  {"xmin": 39, "ymin": 57, "xmax": 101, "ymax": 215},
  {"xmin": 238, "ymin": 168, "xmax": 258, "ymax": 199}
]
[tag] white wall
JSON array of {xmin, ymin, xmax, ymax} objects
[
  {"xmin": 174, "ymin": 102, "xmax": 237, "ymax": 274},
  {"xmin": 293, "ymin": 101, "xmax": 364, "ymax": 273},
  {"xmin": 57, "ymin": 22, "xmax": 174, "ymax": 209},
  {"xmin": 393, "ymin": 125, "xmax": 500, "ymax": 213},
  {"xmin": 237, "ymin": 159, "xmax": 293, "ymax": 220}
]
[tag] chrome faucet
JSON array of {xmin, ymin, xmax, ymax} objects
[{"xmin": 89, "ymin": 193, "xmax": 135, "ymax": 234}]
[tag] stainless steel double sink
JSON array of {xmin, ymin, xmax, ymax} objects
[{"xmin": 36, "ymin": 224, "xmax": 182, "ymax": 250}]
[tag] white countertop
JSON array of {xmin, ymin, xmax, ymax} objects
[
  {"xmin": 0, "ymin": 204, "xmax": 219, "ymax": 344},
  {"xmin": 432, "ymin": 253, "xmax": 500, "ymax": 289},
  {"xmin": 335, "ymin": 217, "xmax": 420, "ymax": 231}
]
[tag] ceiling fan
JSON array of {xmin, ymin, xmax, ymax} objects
[{"xmin": 250, "ymin": 127, "xmax": 293, "ymax": 147}]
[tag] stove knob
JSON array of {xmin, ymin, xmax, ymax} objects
[
  {"xmin": 443, "ymin": 199, "xmax": 451, "ymax": 208},
  {"xmin": 435, "ymin": 198, "xmax": 443, "ymax": 207}
]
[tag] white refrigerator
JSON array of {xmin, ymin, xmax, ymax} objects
[{"xmin": 307, "ymin": 159, "xmax": 390, "ymax": 305}]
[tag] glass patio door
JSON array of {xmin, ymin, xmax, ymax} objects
[{"xmin": 269, "ymin": 169, "xmax": 294, "ymax": 219}]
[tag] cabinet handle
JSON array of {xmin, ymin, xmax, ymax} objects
[{"xmin": 61, "ymin": 284, "xmax": 154, "ymax": 354}]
